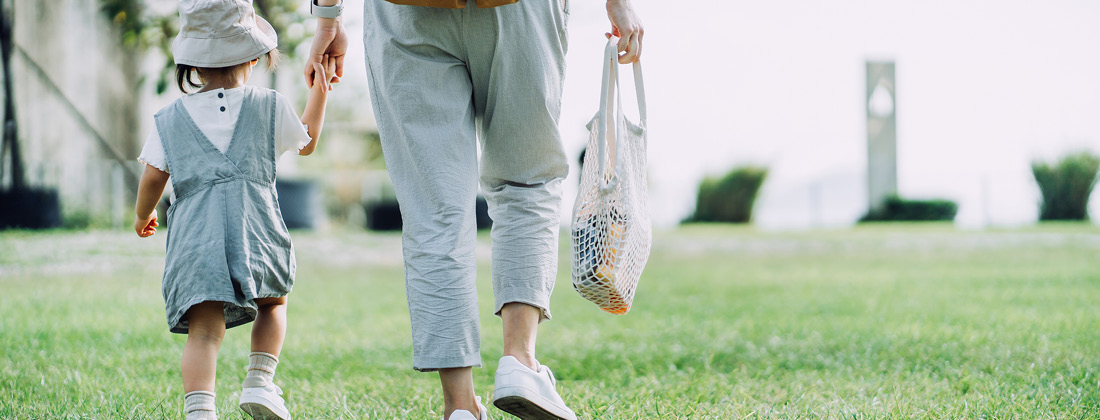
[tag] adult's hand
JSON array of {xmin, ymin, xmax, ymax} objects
[
  {"xmin": 606, "ymin": 0, "xmax": 643, "ymax": 64},
  {"xmin": 304, "ymin": 15, "xmax": 347, "ymax": 88}
]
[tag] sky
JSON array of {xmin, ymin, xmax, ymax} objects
[
  {"xmin": 148, "ymin": 0, "xmax": 1100, "ymax": 228},
  {"xmin": 555, "ymin": 0, "xmax": 1100, "ymax": 228}
]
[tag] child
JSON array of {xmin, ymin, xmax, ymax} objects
[{"xmin": 133, "ymin": 1, "xmax": 333, "ymax": 419}]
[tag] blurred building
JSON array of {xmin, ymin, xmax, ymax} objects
[{"xmin": 1, "ymin": 0, "xmax": 142, "ymax": 227}]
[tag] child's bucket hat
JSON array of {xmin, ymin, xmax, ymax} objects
[{"xmin": 172, "ymin": 0, "xmax": 278, "ymax": 68}]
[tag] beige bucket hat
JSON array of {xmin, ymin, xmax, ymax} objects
[{"xmin": 172, "ymin": 0, "xmax": 278, "ymax": 68}]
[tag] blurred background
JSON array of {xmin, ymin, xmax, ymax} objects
[
  {"xmin": 0, "ymin": 0, "xmax": 1098, "ymax": 230},
  {"xmin": 3, "ymin": 2, "xmax": 1100, "ymax": 417}
]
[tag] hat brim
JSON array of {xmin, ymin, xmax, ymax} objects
[
  {"xmin": 172, "ymin": 15, "xmax": 278, "ymax": 68},
  {"xmin": 254, "ymin": 16, "xmax": 278, "ymax": 52}
]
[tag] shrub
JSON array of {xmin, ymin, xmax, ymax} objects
[
  {"xmin": 1031, "ymin": 151, "xmax": 1100, "ymax": 221},
  {"xmin": 687, "ymin": 165, "xmax": 768, "ymax": 223},
  {"xmin": 861, "ymin": 196, "xmax": 957, "ymax": 222}
]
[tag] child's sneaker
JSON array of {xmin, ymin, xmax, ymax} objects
[
  {"xmin": 492, "ymin": 356, "xmax": 576, "ymax": 420},
  {"xmin": 239, "ymin": 382, "xmax": 289, "ymax": 420},
  {"xmin": 446, "ymin": 396, "xmax": 489, "ymax": 420}
]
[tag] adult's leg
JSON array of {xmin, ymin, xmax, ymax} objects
[
  {"xmin": 439, "ymin": 367, "xmax": 479, "ymax": 419},
  {"xmin": 182, "ymin": 301, "xmax": 227, "ymax": 393},
  {"xmin": 466, "ymin": 0, "xmax": 570, "ymax": 364},
  {"xmin": 466, "ymin": 2, "xmax": 578, "ymax": 418},
  {"xmin": 363, "ymin": 2, "xmax": 482, "ymax": 417},
  {"xmin": 500, "ymin": 303, "xmax": 542, "ymax": 369}
]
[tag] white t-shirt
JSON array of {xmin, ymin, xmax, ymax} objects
[{"xmin": 138, "ymin": 87, "xmax": 311, "ymax": 174}]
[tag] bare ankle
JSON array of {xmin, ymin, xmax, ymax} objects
[
  {"xmin": 505, "ymin": 352, "xmax": 538, "ymax": 371},
  {"xmin": 444, "ymin": 397, "xmax": 479, "ymax": 420}
]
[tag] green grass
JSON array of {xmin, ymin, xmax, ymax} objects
[{"xmin": 2, "ymin": 224, "xmax": 1099, "ymax": 419}]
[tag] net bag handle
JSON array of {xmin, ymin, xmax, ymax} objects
[{"xmin": 596, "ymin": 37, "xmax": 647, "ymax": 195}]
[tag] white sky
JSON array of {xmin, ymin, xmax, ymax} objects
[
  {"xmin": 149, "ymin": 0, "xmax": 1100, "ymax": 228},
  {"xmin": 555, "ymin": 0, "xmax": 1100, "ymax": 228}
]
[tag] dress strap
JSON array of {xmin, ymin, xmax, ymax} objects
[{"xmin": 224, "ymin": 87, "xmax": 279, "ymax": 183}]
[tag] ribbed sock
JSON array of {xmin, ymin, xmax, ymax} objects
[
  {"xmin": 243, "ymin": 351, "xmax": 279, "ymax": 388},
  {"xmin": 184, "ymin": 390, "xmax": 216, "ymax": 420}
]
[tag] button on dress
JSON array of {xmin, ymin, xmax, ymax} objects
[{"xmin": 155, "ymin": 87, "xmax": 295, "ymax": 334}]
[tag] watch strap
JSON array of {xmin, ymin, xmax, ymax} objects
[{"xmin": 310, "ymin": 0, "xmax": 342, "ymax": 18}]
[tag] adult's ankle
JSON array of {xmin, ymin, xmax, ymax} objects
[
  {"xmin": 444, "ymin": 400, "xmax": 480, "ymax": 420},
  {"xmin": 503, "ymin": 353, "xmax": 538, "ymax": 371}
]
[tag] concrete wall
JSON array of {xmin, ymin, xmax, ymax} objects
[{"xmin": 2, "ymin": 0, "xmax": 141, "ymax": 226}]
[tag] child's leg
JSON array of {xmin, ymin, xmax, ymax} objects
[
  {"xmin": 182, "ymin": 301, "xmax": 227, "ymax": 420},
  {"xmin": 182, "ymin": 301, "xmax": 227, "ymax": 392},
  {"xmin": 250, "ymin": 297, "xmax": 287, "ymax": 355},
  {"xmin": 244, "ymin": 296, "xmax": 287, "ymax": 387},
  {"xmin": 239, "ymin": 297, "xmax": 290, "ymax": 419}
]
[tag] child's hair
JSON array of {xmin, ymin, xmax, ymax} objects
[{"xmin": 175, "ymin": 49, "xmax": 281, "ymax": 93}]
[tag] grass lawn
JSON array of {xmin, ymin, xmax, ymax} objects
[{"xmin": 1, "ymin": 224, "xmax": 1099, "ymax": 419}]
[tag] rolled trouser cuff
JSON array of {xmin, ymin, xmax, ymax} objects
[
  {"xmin": 494, "ymin": 288, "xmax": 552, "ymax": 322},
  {"xmin": 413, "ymin": 351, "xmax": 483, "ymax": 372},
  {"xmin": 485, "ymin": 182, "xmax": 563, "ymax": 325}
]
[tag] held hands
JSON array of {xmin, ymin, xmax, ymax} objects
[
  {"xmin": 311, "ymin": 54, "xmax": 337, "ymax": 93},
  {"xmin": 304, "ymin": 17, "xmax": 346, "ymax": 88},
  {"xmin": 606, "ymin": 0, "xmax": 644, "ymax": 64},
  {"xmin": 135, "ymin": 213, "xmax": 158, "ymax": 238}
]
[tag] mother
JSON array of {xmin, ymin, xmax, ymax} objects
[{"xmin": 303, "ymin": 0, "xmax": 643, "ymax": 419}]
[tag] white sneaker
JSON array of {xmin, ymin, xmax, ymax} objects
[
  {"xmin": 239, "ymin": 383, "xmax": 290, "ymax": 420},
  {"xmin": 447, "ymin": 396, "xmax": 489, "ymax": 420},
  {"xmin": 492, "ymin": 356, "xmax": 577, "ymax": 420}
]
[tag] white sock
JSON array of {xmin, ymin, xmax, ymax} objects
[
  {"xmin": 243, "ymin": 351, "xmax": 279, "ymax": 388},
  {"xmin": 184, "ymin": 390, "xmax": 216, "ymax": 420}
]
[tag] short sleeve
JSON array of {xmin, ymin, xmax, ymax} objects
[
  {"xmin": 137, "ymin": 128, "xmax": 169, "ymax": 173},
  {"xmin": 274, "ymin": 93, "xmax": 312, "ymax": 156}
]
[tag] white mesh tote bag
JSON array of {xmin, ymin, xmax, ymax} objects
[{"xmin": 570, "ymin": 38, "xmax": 651, "ymax": 315}]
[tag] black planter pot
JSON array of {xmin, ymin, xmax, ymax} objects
[
  {"xmin": 275, "ymin": 179, "xmax": 319, "ymax": 230},
  {"xmin": 363, "ymin": 195, "xmax": 493, "ymax": 232},
  {"xmin": 0, "ymin": 188, "xmax": 62, "ymax": 229},
  {"xmin": 364, "ymin": 199, "xmax": 402, "ymax": 231},
  {"xmin": 475, "ymin": 195, "xmax": 492, "ymax": 230}
]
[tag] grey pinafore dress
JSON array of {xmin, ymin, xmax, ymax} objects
[{"xmin": 155, "ymin": 86, "xmax": 295, "ymax": 334}]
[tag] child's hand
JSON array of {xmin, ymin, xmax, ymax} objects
[
  {"xmin": 311, "ymin": 54, "xmax": 337, "ymax": 92},
  {"xmin": 135, "ymin": 213, "xmax": 158, "ymax": 237}
]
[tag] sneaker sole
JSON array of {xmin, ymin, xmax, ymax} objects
[
  {"xmin": 240, "ymin": 401, "xmax": 288, "ymax": 420},
  {"xmin": 493, "ymin": 387, "xmax": 575, "ymax": 420}
]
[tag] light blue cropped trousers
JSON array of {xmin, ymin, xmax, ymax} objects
[{"xmin": 363, "ymin": 0, "xmax": 570, "ymax": 371}]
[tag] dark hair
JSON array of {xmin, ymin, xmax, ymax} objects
[
  {"xmin": 175, "ymin": 64, "xmax": 203, "ymax": 93},
  {"xmin": 174, "ymin": 49, "xmax": 281, "ymax": 93}
]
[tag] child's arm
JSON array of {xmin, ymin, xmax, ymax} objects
[
  {"xmin": 134, "ymin": 164, "xmax": 169, "ymax": 237},
  {"xmin": 298, "ymin": 55, "xmax": 336, "ymax": 156}
]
